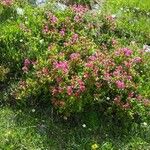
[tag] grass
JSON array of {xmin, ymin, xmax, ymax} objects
[
  {"xmin": 103, "ymin": 0, "xmax": 150, "ymax": 44},
  {"xmin": 0, "ymin": 104, "xmax": 150, "ymax": 150}
]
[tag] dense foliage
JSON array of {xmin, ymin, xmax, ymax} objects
[{"xmin": 0, "ymin": 0, "xmax": 150, "ymax": 122}]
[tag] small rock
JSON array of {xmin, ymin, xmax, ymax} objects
[
  {"xmin": 54, "ymin": 2, "xmax": 67, "ymax": 11},
  {"xmin": 143, "ymin": 45, "xmax": 150, "ymax": 52},
  {"xmin": 91, "ymin": 4, "xmax": 100, "ymax": 10},
  {"xmin": 36, "ymin": 0, "xmax": 46, "ymax": 6}
]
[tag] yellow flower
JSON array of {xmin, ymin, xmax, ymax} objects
[{"xmin": 91, "ymin": 143, "xmax": 99, "ymax": 150}]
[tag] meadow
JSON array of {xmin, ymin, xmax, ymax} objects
[{"xmin": 0, "ymin": 0, "xmax": 150, "ymax": 149}]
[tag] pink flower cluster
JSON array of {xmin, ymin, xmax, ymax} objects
[
  {"xmin": 72, "ymin": 5, "xmax": 88, "ymax": 23},
  {"xmin": 42, "ymin": 24, "xmax": 49, "ymax": 34},
  {"xmin": 116, "ymin": 48, "xmax": 133, "ymax": 57},
  {"xmin": 67, "ymin": 86, "xmax": 73, "ymax": 96},
  {"xmin": 53, "ymin": 61, "xmax": 69, "ymax": 73},
  {"xmin": 70, "ymin": 53, "xmax": 80, "ymax": 60},
  {"xmin": 114, "ymin": 96, "xmax": 130, "ymax": 110},
  {"xmin": 59, "ymin": 28, "xmax": 65, "ymax": 36},
  {"xmin": 50, "ymin": 15, "xmax": 58, "ymax": 24},
  {"xmin": 22, "ymin": 59, "xmax": 31, "ymax": 73},
  {"xmin": 71, "ymin": 34, "xmax": 79, "ymax": 43},
  {"xmin": 122, "ymin": 48, "xmax": 133, "ymax": 56},
  {"xmin": 72, "ymin": 4, "xmax": 88, "ymax": 14},
  {"xmin": 1, "ymin": 0, "xmax": 13, "ymax": 6},
  {"xmin": 116, "ymin": 80, "xmax": 125, "ymax": 89},
  {"xmin": 74, "ymin": 15, "xmax": 83, "ymax": 23},
  {"xmin": 51, "ymin": 77, "xmax": 86, "ymax": 98},
  {"xmin": 68, "ymin": 77, "xmax": 86, "ymax": 97},
  {"xmin": 47, "ymin": 12, "xmax": 58, "ymax": 24}
]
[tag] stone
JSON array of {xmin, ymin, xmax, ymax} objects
[
  {"xmin": 143, "ymin": 45, "xmax": 150, "ymax": 52},
  {"xmin": 36, "ymin": 0, "xmax": 46, "ymax": 6},
  {"xmin": 53, "ymin": 2, "xmax": 67, "ymax": 11}
]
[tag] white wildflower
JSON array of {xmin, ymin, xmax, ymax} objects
[
  {"xmin": 16, "ymin": 8, "xmax": 24, "ymax": 15},
  {"xmin": 32, "ymin": 109, "xmax": 35, "ymax": 112},
  {"xmin": 106, "ymin": 97, "xmax": 110, "ymax": 100},
  {"xmin": 141, "ymin": 122, "xmax": 148, "ymax": 127},
  {"xmin": 111, "ymin": 14, "xmax": 116, "ymax": 19},
  {"xmin": 39, "ymin": 39, "xmax": 44, "ymax": 44},
  {"xmin": 82, "ymin": 124, "xmax": 86, "ymax": 128}
]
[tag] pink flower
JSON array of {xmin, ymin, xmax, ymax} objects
[
  {"xmin": 78, "ymin": 79, "xmax": 86, "ymax": 92},
  {"xmin": 42, "ymin": 67, "xmax": 49, "ymax": 75},
  {"xmin": 24, "ymin": 59, "xmax": 30, "ymax": 67},
  {"xmin": 74, "ymin": 15, "xmax": 83, "ymax": 22},
  {"xmin": 114, "ymin": 96, "xmax": 121, "ymax": 106},
  {"xmin": 64, "ymin": 42, "xmax": 69, "ymax": 47},
  {"xmin": 22, "ymin": 66, "xmax": 28, "ymax": 73},
  {"xmin": 58, "ymin": 86, "xmax": 63, "ymax": 93},
  {"xmin": 1, "ymin": 0, "xmax": 13, "ymax": 6},
  {"xmin": 133, "ymin": 57, "xmax": 142, "ymax": 63},
  {"xmin": 104, "ymin": 72, "xmax": 111, "ymax": 81},
  {"xmin": 122, "ymin": 48, "xmax": 133, "ymax": 56},
  {"xmin": 43, "ymin": 24, "xmax": 49, "ymax": 34},
  {"xmin": 116, "ymin": 80, "xmax": 125, "ymax": 89},
  {"xmin": 67, "ymin": 86, "xmax": 73, "ymax": 96},
  {"xmin": 50, "ymin": 15, "xmax": 58, "ymax": 24},
  {"xmin": 52, "ymin": 88, "xmax": 58, "ymax": 95},
  {"xmin": 53, "ymin": 61, "xmax": 69, "ymax": 73},
  {"xmin": 71, "ymin": 34, "xmax": 78, "ymax": 43},
  {"xmin": 70, "ymin": 53, "xmax": 80, "ymax": 60},
  {"xmin": 56, "ymin": 77, "xmax": 62, "ymax": 83},
  {"xmin": 143, "ymin": 99, "xmax": 150, "ymax": 106},
  {"xmin": 83, "ymin": 73, "xmax": 89, "ymax": 79},
  {"xmin": 128, "ymin": 92, "xmax": 134, "ymax": 98},
  {"xmin": 31, "ymin": 61, "xmax": 37, "ymax": 65},
  {"xmin": 113, "ymin": 70, "xmax": 119, "ymax": 76},
  {"xmin": 124, "ymin": 61, "xmax": 132, "ymax": 68},
  {"xmin": 60, "ymin": 29, "xmax": 65, "ymax": 36},
  {"xmin": 72, "ymin": 4, "xmax": 88, "ymax": 14},
  {"xmin": 127, "ymin": 76, "xmax": 132, "ymax": 80},
  {"xmin": 112, "ymin": 39, "xmax": 117, "ymax": 45},
  {"xmin": 80, "ymin": 85, "xmax": 85, "ymax": 92},
  {"xmin": 85, "ymin": 62, "xmax": 94, "ymax": 68},
  {"xmin": 88, "ymin": 55, "xmax": 97, "ymax": 61},
  {"xmin": 122, "ymin": 103, "xmax": 130, "ymax": 109}
]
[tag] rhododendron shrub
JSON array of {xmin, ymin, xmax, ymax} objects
[
  {"xmin": 10, "ymin": 6, "xmax": 149, "ymax": 117},
  {"xmin": 14, "ymin": 43, "xmax": 149, "ymax": 115},
  {"xmin": 1, "ymin": 2, "xmax": 149, "ymax": 118}
]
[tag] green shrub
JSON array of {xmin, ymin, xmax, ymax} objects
[
  {"xmin": 0, "ymin": 1, "xmax": 149, "ymax": 121},
  {"xmin": 8, "ymin": 5, "xmax": 150, "ymax": 117}
]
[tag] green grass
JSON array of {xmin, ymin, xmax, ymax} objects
[
  {"xmin": 103, "ymin": 0, "xmax": 150, "ymax": 44},
  {"xmin": 0, "ymin": 105, "xmax": 150, "ymax": 150}
]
